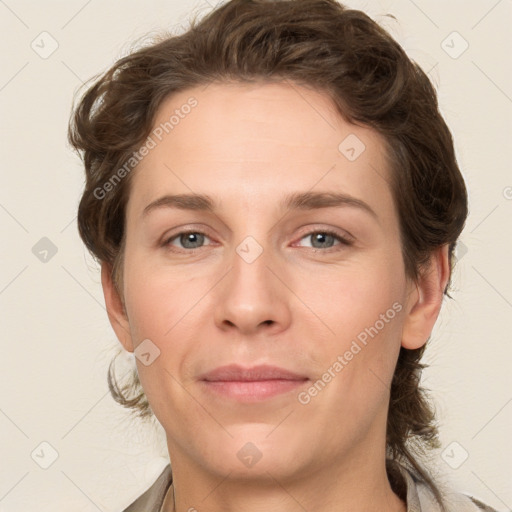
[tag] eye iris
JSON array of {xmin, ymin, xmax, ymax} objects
[
  {"xmin": 181, "ymin": 232, "xmax": 204, "ymax": 249},
  {"xmin": 311, "ymin": 232, "xmax": 335, "ymax": 249}
]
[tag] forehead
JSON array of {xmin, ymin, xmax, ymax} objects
[
  {"xmin": 148, "ymin": 80, "xmax": 383, "ymax": 160},
  {"xmin": 127, "ymin": 81, "xmax": 394, "ymax": 221}
]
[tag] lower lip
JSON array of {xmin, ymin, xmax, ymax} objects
[{"xmin": 201, "ymin": 379, "xmax": 308, "ymax": 401}]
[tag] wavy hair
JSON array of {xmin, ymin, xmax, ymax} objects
[{"xmin": 68, "ymin": 1, "xmax": 468, "ymax": 508}]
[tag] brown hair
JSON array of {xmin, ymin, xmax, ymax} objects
[{"xmin": 68, "ymin": 0, "xmax": 467, "ymax": 507}]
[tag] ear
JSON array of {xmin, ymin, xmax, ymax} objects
[
  {"xmin": 101, "ymin": 262, "xmax": 134, "ymax": 353},
  {"xmin": 401, "ymin": 245, "xmax": 451, "ymax": 350}
]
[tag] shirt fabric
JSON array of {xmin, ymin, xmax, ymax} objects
[{"xmin": 121, "ymin": 463, "xmax": 498, "ymax": 512}]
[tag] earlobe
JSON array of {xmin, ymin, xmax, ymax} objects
[
  {"xmin": 100, "ymin": 262, "xmax": 134, "ymax": 353},
  {"xmin": 401, "ymin": 245, "xmax": 450, "ymax": 350}
]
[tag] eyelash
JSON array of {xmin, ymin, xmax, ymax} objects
[{"xmin": 162, "ymin": 228, "xmax": 354, "ymax": 254}]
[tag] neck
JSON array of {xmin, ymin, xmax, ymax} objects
[{"xmin": 163, "ymin": 442, "xmax": 407, "ymax": 512}]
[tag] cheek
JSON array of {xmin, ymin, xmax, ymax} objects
[
  {"xmin": 121, "ymin": 257, "xmax": 208, "ymax": 396},
  {"xmin": 295, "ymin": 255, "xmax": 406, "ymax": 403},
  {"xmin": 122, "ymin": 255, "xmax": 200, "ymax": 344},
  {"xmin": 122, "ymin": 267, "xmax": 197, "ymax": 421},
  {"xmin": 295, "ymin": 255, "xmax": 406, "ymax": 344}
]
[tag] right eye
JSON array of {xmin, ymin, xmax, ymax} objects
[{"xmin": 163, "ymin": 230, "xmax": 213, "ymax": 252}]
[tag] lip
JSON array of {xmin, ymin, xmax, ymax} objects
[
  {"xmin": 199, "ymin": 364, "xmax": 309, "ymax": 402},
  {"xmin": 199, "ymin": 364, "xmax": 308, "ymax": 382}
]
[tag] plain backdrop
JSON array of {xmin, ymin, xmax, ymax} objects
[{"xmin": 1, "ymin": 0, "xmax": 511, "ymax": 510}]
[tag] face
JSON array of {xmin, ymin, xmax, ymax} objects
[{"xmin": 107, "ymin": 81, "xmax": 429, "ymax": 482}]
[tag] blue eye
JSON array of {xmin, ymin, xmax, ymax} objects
[
  {"xmin": 164, "ymin": 231, "xmax": 211, "ymax": 250},
  {"xmin": 296, "ymin": 230, "xmax": 353, "ymax": 251},
  {"xmin": 162, "ymin": 228, "xmax": 353, "ymax": 253}
]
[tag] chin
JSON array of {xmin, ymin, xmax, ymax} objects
[{"xmin": 195, "ymin": 425, "xmax": 307, "ymax": 477}]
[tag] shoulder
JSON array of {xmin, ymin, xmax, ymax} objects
[
  {"xmin": 399, "ymin": 465, "xmax": 499, "ymax": 512},
  {"xmin": 120, "ymin": 464, "xmax": 173, "ymax": 512}
]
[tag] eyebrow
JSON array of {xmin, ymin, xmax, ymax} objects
[{"xmin": 142, "ymin": 191, "xmax": 378, "ymax": 219}]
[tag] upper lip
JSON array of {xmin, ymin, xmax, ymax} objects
[{"xmin": 199, "ymin": 364, "xmax": 309, "ymax": 382}]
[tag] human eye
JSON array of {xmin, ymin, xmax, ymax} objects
[
  {"xmin": 162, "ymin": 229, "xmax": 214, "ymax": 253},
  {"xmin": 160, "ymin": 226, "xmax": 353, "ymax": 254},
  {"xmin": 294, "ymin": 227, "xmax": 354, "ymax": 252}
]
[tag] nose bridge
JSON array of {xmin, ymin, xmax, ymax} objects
[
  {"xmin": 230, "ymin": 234, "xmax": 276, "ymax": 309},
  {"xmin": 213, "ymin": 231, "xmax": 290, "ymax": 334}
]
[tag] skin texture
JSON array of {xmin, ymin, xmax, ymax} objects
[{"xmin": 102, "ymin": 81, "xmax": 450, "ymax": 512}]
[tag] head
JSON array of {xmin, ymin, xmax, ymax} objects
[{"xmin": 69, "ymin": 0, "xmax": 467, "ymax": 506}]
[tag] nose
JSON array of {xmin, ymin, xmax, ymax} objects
[{"xmin": 213, "ymin": 242, "xmax": 291, "ymax": 337}]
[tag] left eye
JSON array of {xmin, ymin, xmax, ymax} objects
[{"xmin": 296, "ymin": 230, "xmax": 353, "ymax": 250}]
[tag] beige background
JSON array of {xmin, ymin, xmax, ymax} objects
[{"xmin": 1, "ymin": 0, "xmax": 511, "ymax": 510}]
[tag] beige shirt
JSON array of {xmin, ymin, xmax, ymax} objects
[{"xmin": 121, "ymin": 464, "xmax": 498, "ymax": 512}]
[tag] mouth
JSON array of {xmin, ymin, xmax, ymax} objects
[{"xmin": 198, "ymin": 364, "xmax": 310, "ymax": 402}]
